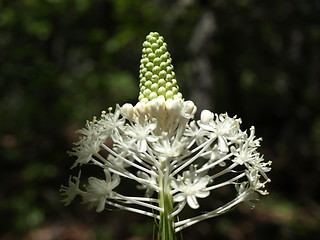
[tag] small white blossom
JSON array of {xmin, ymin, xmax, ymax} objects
[
  {"xmin": 171, "ymin": 167, "xmax": 211, "ymax": 209},
  {"xmin": 70, "ymin": 137, "xmax": 102, "ymax": 168},
  {"xmin": 184, "ymin": 121, "xmax": 206, "ymax": 146},
  {"xmin": 231, "ymin": 143, "xmax": 258, "ymax": 165},
  {"xmin": 199, "ymin": 112, "xmax": 242, "ymax": 153},
  {"xmin": 60, "ymin": 171, "xmax": 83, "ymax": 205},
  {"xmin": 235, "ymin": 182, "xmax": 259, "ymax": 209},
  {"xmin": 245, "ymin": 169, "xmax": 269, "ymax": 195},
  {"xmin": 126, "ymin": 121, "xmax": 157, "ymax": 152},
  {"xmin": 70, "ymin": 121, "xmax": 104, "ymax": 168},
  {"xmin": 137, "ymin": 171, "xmax": 157, "ymax": 197},
  {"xmin": 153, "ymin": 135, "xmax": 187, "ymax": 160},
  {"xmin": 82, "ymin": 170, "xmax": 120, "ymax": 212}
]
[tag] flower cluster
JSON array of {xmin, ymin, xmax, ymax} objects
[{"xmin": 61, "ymin": 32, "xmax": 271, "ymax": 233}]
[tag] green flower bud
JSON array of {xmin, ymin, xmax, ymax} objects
[
  {"xmin": 146, "ymin": 62, "xmax": 154, "ymax": 71},
  {"xmin": 158, "ymin": 79, "xmax": 166, "ymax": 86},
  {"xmin": 151, "ymin": 83, "xmax": 159, "ymax": 91},
  {"xmin": 155, "ymin": 49, "xmax": 163, "ymax": 57},
  {"xmin": 153, "ymin": 57, "xmax": 161, "ymax": 66},
  {"xmin": 143, "ymin": 88, "xmax": 151, "ymax": 98},
  {"xmin": 141, "ymin": 58, "xmax": 149, "ymax": 65},
  {"xmin": 139, "ymin": 32, "xmax": 182, "ymax": 102},
  {"xmin": 165, "ymin": 82, "xmax": 172, "ymax": 89},
  {"xmin": 152, "ymin": 75, "xmax": 159, "ymax": 83},
  {"xmin": 145, "ymin": 80, "xmax": 152, "ymax": 88},
  {"xmin": 158, "ymin": 86, "xmax": 166, "ymax": 96},
  {"xmin": 144, "ymin": 48, "xmax": 152, "ymax": 54},
  {"xmin": 166, "ymin": 90, "xmax": 173, "ymax": 99},
  {"xmin": 160, "ymin": 62, "xmax": 167, "ymax": 70},
  {"xmin": 140, "ymin": 77, "xmax": 146, "ymax": 84},
  {"xmin": 148, "ymin": 53, "xmax": 156, "ymax": 61},
  {"xmin": 159, "ymin": 70, "xmax": 167, "ymax": 79},
  {"xmin": 142, "ymin": 41, "xmax": 152, "ymax": 48},
  {"xmin": 145, "ymin": 71, "xmax": 152, "ymax": 80},
  {"xmin": 149, "ymin": 92, "xmax": 158, "ymax": 100}
]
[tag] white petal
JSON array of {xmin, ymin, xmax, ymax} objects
[
  {"xmin": 96, "ymin": 198, "xmax": 106, "ymax": 212},
  {"xmin": 195, "ymin": 190, "xmax": 210, "ymax": 199},
  {"xmin": 138, "ymin": 140, "xmax": 147, "ymax": 152},
  {"xmin": 195, "ymin": 176, "xmax": 210, "ymax": 188},
  {"xmin": 187, "ymin": 195, "xmax": 199, "ymax": 209},
  {"xmin": 111, "ymin": 174, "xmax": 121, "ymax": 189},
  {"xmin": 104, "ymin": 169, "xmax": 112, "ymax": 183},
  {"xmin": 218, "ymin": 136, "xmax": 229, "ymax": 153},
  {"xmin": 199, "ymin": 123, "xmax": 215, "ymax": 132},
  {"xmin": 170, "ymin": 180, "xmax": 179, "ymax": 189},
  {"xmin": 173, "ymin": 194, "xmax": 186, "ymax": 202}
]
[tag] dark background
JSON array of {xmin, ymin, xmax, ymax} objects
[{"xmin": 1, "ymin": 0, "xmax": 319, "ymax": 239}]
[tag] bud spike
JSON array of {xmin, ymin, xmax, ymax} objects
[{"xmin": 139, "ymin": 32, "xmax": 182, "ymax": 103}]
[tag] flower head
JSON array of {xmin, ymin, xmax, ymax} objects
[{"xmin": 62, "ymin": 32, "xmax": 271, "ymax": 234}]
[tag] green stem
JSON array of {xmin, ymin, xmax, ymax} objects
[{"xmin": 158, "ymin": 175, "xmax": 176, "ymax": 240}]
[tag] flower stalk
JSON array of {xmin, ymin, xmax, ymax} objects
[
  {"xmin": 159, "ymin": 175, "xmax": 175, "ymax": 240},
  {"xmin": 61, "ymin": 32, "xmax": 271, "ymax": 239}
]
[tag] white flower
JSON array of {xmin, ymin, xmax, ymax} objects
[
  {"xmin": 248, "ymin": 155, "xmax": 272, "ymax": 180},
  {"xmin": 208, "ymin": 144, "xmax": 228, "ymax": 165},
  {"xmin": 107, "ymin": 150, "xmax": 131, "ymax": 169},
  {"xmin": 184, "ymin": 120, "xmax": 207, "ymax": 146},
  {"xmin": 245, "ymin": 169, "xmax": 269, "ymax": 195},
  {"xmin": 153, "ymin": 135, "xmax": 187, "ymax": 160},
  {"xmin": 70, "ymin": 121, "xmax": 104, "ymax": 168},
  {"xmin": 137, "ymin": 171, "xmax": 157, "ymax": 197},
  {"xmin": 82, "ymin": 170, "xmax": 120, "ymax": 212},
  {"xmin": 171, "ymin": 166, "xmax": 211, "ymax": 209},
  {"xmin": 231, "ymin": 143, "xmax": 258, "ymax": 165},
  {"xmin": 126, "ymin": 121, "xmax": 158, "ymax": 152},
  {"xmin": 199, "ymin": 112, "xmax": 242, "ymax": 153},
  {"xmin": 100, "ymin": 105, "xmax": 125, "ymax": 140},
  {"xmin": 60, "ymin": 171, "xmax": 83, "ymax": 205},
  {"xmin": 235, "ymin": 182, "xmax": 259, "ymax": 209},
  {"xmin": 70, "ymin": 137, "xmax": 102, "ymax": 168}
]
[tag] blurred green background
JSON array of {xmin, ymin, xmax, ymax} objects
[{"xmin": 1, "ymin": 0, "xmax": 320, "ymax": 239}]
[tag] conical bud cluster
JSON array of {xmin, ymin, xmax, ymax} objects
[{"xmin": 139, "ymin": 32, "xmax": 182, "ymax": 103}]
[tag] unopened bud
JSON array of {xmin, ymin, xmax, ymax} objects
[
  {"xmin": 201, "ymin": 110, "xmax": 214, "ymax": 123},
  {"xmin": 121, "ymin": 103, "xmax": 134, "ymax": 121}
]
